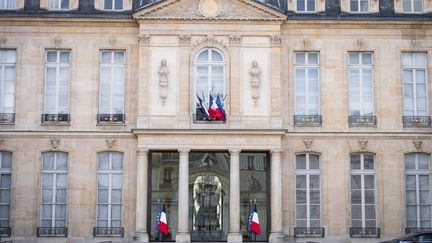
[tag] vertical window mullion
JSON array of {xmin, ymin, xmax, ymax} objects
[
  {"xmin": 359, "ymin": 68, "xmax": 364, "ymax": 115},
  {"xmin": 108, "ymin": 153, "xmax": 112, "ymax": 227},
  {"xmin": 55, "ymin": 53, "xmax": 60, "ymax": 114},
  {"xmin": 306, "ymin": 174, "xmax": 310, "ymax": 227},
  {"xmin": 110, "ymin": 52, "xmax": 114, "ymax": 115},
  {"xmin": 360, "ymin": 174, "xmax": 366, "ymax": 228},
  {"xmin": 416, "ymin": 174, "xmax": 421, "ymax": 227}
]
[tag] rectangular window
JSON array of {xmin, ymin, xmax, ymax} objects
[
  {"xmin": 96, "ymin": 152, "xmax": 123, "ymax": 231},
  {"xmin": 405, "ymin": 153, "xmax": 431, "ymax": 230},
  {"xmin": 43, "ymin": 50, "xmax": 70, "ymax": 123},
  {"xmin": 0, "ymin": 0, "xmax": 15, "ymax": 9},
  {"xmin": 39, "ymin": 152, "xmax": 68, "ymax": 236},
  {"xmin": 403, "ymin": 0, "xmax": 423, "ymax": 13},
  {"xmin": 0, "ymin": 50, "xmax": 16, "ymax": 123},
  {"xmin": 104, "ymin": 0, "xmax": 123, "ymax": 10},
  {"xmin": 349, "ymin": 52, "xmax": 374, "ymax": 116},
  {"xmin": 0, "ymin": 152, "xmax": 12, "ymax": 236},
  {"xmin": 402, "ymin": 52, "xmax": 428, "ymax": 116},
  {"xmin": 295, "ymin": 154, "xmax": 321, "ymax": 232},
  {"xmin": 98, "ymin": 51, "xmax": 125, "ymax": 123},
  {"xmin": 48, "ymin": 0, "xmax": 69, "ymax": 10},
  {"xmin": 350, "ymin": 0, "xmax": 369, "ymax": 12},
  {"xmin": 297, "ymin": 0, "xmax": 315, "ymax": 12}
]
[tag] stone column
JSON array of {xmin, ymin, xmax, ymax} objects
[
  {"xmin": 228, "ymin": 149, "xmax": 242, "ymax": 242},
  {"xmin": 178, "ymin": 35, "xmax": 191, "ymax": 128},
  {"xmin": 229, "ymin": 35, "xmax": 241, "ymax": 128},
  {"xmin": 134, "ymin": 147, "xmax": 149, "ymax": 242},
  {"xmin": 137, "ymin": 34, "xmax": 150, "ymax": 128},
  {"xmin": 176, "ymin": 148, "xmax": 191, "ymax": 242},
  {"xmin": 269, "ymin": 149, "xmax": 283, "ymax": 242}
]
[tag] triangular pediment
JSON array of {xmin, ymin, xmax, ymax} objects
[{"xmin": 133, "ymin": 0, "xmax": 286, "ymax": 21}]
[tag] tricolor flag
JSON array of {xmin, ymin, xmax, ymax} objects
[
  {"xmin": 248, "ymin": 204, "xmax": 261, "ymax": 235},
  {"xmin": 196, "ymin": 94, "xmax": 210, "ymax": 120},
  {"xmin": 157, "ymin": 204, "xmax": 169, "ymax": 236},
  {"xmin": 208, "ymin": 94, "xmax": 225, "ymax": 121},
  {"xmin": 215, "ymin": 95, "xmax": 226, "ymax": 121}
]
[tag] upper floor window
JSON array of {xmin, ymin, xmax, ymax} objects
[
  {"xmin": 297, "ymin": 0, "xmax": 315, "ymax": 12},
  {"xmin": 350, "ymin": 0, "xmax": 369, "ymax": 12},
  {"xmin": 0, "ymin": 0, "xmax": 15, "ymax": 9},
  {"xmin": 104, "ymin": 0, "xmax": 122, "ymax": 11},
  {"xmin": 194, "ymin": 48, "xmax": 226, "ymax": 122},
  {"xmin": 49, "ymin": 0, "xmax": 69, "ymax": 10},
  {"xmin": 0, "ymin": 50, "xmax": 16, "ymax": 124},
  {"xmin": 403, "ymin": 0, "xmax": 423, "ymax": 13},
  {"xmin": 43, "ymin": 50, "xmax": 70, "ymax": 123},
  {"xmin": 98, "ymin": 50, "xmax": 125, "ymax": 124},
  {"xmin": 402, "ymin": 53, "xmax": 428, "ymax": 116},
  {"xmin": 0, "ymin": 151, "xmax": 12, "ymax": 235}
]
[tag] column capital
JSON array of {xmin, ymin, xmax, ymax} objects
[
  {"xmin": 178, "ymin": 147, "xmax": 191, "ymax": 154},
  {"xmin": 228, "ymin": 148, "xmax": 241, "ymax": 155},
  {"xmin": 270, "ymin": 149, "xmax": 282, "ymax": 154},
  {"xmin": 137, "ymin": 147, "xmax": 149, "ymax": 155},
  {"xmin": 138, "ymin": 34, "xmax": 151, "ymax": 45}
]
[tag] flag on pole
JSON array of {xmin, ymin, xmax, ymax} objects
[
  {"xmin": 248, "ymin": 204, "xmax": 261, "ymax": 235},
  {"xmin": 247, "ymin": 202, "xmax": 253, "ymax": 233},
  {"xmin": 215, "ymin": 95, "xmax": 226, "ymax": 121},
  {"xmin": 155, "ymin": 203, "xmax": 161, "ymax": 232},
  {"xmin": 196, "ymin": 94, "xmax": 210, "ymax": 120},
  {"xmin": 158, "ymin": 204, "xmax": 169, "ymax": 236}
]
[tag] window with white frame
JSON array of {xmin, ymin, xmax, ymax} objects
[
  {"xmin": 350, "ymin": 153, "xmax": 376, "ymax": 228},
  {"xmin": 402, "ymin": 52, "xmax": 428, "ymax": 116},
  {"xmin": 44, "ymin": 50, "xmax": 70, "ymax": 120},
  {"xmin": 349, "ymin": 52, "xmax": 374, "ymax": 116},
  {"xmin": 297, "ymin": 0, "xmax": 315, "ymax": 12},
  {"xmin": 0, "ymin": 0, "xmax": 15, "ymax": 9},
  {"xmin": 0, "ymin": 152, "xmax": 12, "ymax": 230},
  {"xmin": 0, "ymin": 50, "xmax": 16, "ymax": 122},
  {"xmin": 96, "ymin": 152, "xmax": 123, "ymax": 228},
  {"xmin": 405, "ymin": 153, "xmax": 431, "ymax": 229},
  {"xmin": 48, "ymin": 0, "xmax": 69, "ymax": 10},
  {"xmin": 99, "ymin": 50, "xmax": 125, "ymax": 119},
  {"xmin": 294, "ymin": 52, "xmax": 320, "ymax": 116},
  {"xmin": 104, "ymin": 0, "xmax": 122, "ymax": 10},
  {"xmin": 403, "ymin": 0, "xmax": 423, "ymax": 13},
  {"xmin": 350, "ymin": 0, "xmax": 369, "ymax": 12},
  {"xmin": 40, "ymin": 152, "xmax": 68, "ymax": 228},
  {"xmin": 296, "ymin": 153, "xmax": 321, "ymax": 228}
]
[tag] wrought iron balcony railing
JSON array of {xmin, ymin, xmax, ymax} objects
[
  {"xmin": 36, "ymin": 227, "xmax": 68, "ymax": 237},
  {"xmin": 349, "ymin": 227, "xmax": 380, "ymax": 238},
  {"xmin": 0, "ymin": 113, "xmax": 15, "ymax": 124},
  {"xmin": 41, "ymin": 114, "xmax": 70, "ymax": 123},
  {"xmin": 403, "ymin": 116, "xmax": 431, "ymax": 127},
  {"xmin": 348, "ymin": 115, "xmax": 377, "ymax": 126},
  {"xmin": 0, "ymin": 227, "xmax": 11, "ymax": 237},
  {"xmin": 294, "ymin": 227, "xmax": 325, "ymax": 238},
  {"xmin": 192, "ymin": 114, "xmax": 226, "ymax": 124},
  {"xmin": 294, "ymin": 115, "xmax": 322, "ymax": 126},
  {"xmin": 97, "ymin": 114, "xmax": 125, "ymax": 124},
  {"xmin": 93, "ymin": 227, "xmax": 124, "ymax": 237},
  {"xmin": 405, "ymin": 228, "xmax": 432, "ymax": 234}
]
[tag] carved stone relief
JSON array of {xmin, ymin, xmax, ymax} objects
[
  {"xmin": 158, "ymin": 59, "xmax": 170, "ymax": 105},
  {"xmin": 249, "ymin": 60, "xmax": 261, "ymax": 106}
]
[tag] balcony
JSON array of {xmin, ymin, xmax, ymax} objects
[
  {"xmin": 97, "ymin": 114, "xmax": 125, "ymax": 124},
  {"xmin": 349, "ymin": 227, "xmax": 380, "ymax": 238},
  {"xmin": 294, "ymin": 115, "xmax": 322, "ymax": 126},
  {"xmin": 0, "ymin": 227, "xmax": 11, "ymax": 237},
  {"xmin": 405, "ymin": 228, "xmax": 432, "ymax": 234},
  {"xmin": 403, "ymin": 116, "xmax": 431, "ymax": 127},
  {"xmin": 41, "ymin": 114, "xmax": 70, "ymax": 123},
  {"xmin": 36, "ymin": 227, "xmax": 68, "ymax": 237},
  {"xmin": 294, "ymin": 227, "xmax": 325, "ymax": 238},
  {"xmin": 93, "ymin": 227, "xmax": 124, "ymax": 237},
  {"xmin": 0, "ymin": 113, "xmax": 15, "ymax": 124},
  {"xmin": 348, "ymin": 115, "xmax": 376, "ymax": 126}
]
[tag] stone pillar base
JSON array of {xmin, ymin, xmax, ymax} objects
[
  {"xmin": 227, "ymin": 232, "xmax": 243, "ymax": 242},
  {"xmin": 175, "ymin": 232, "xmax": 191, "ymax": 242},
  {"xmin": 269, "ymin": 232, "xmax": 284, "ymax": 243},
  {"xmin": 133, "ymin": 231, "xmax": 149, "ymax": 242}
]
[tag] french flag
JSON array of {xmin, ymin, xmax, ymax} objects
[
  {"xmin": 249, "ymin": 204, "xmax": 261, "ymax": 235},
  {"xmin": 208, "ymin": 94, "xmax": 225, "ymax": 121},
  {"xmin": 158, "ymin": 204, "xmax": 169, "ymax": 236}
]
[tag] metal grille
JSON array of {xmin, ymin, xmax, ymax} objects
[
  {"xmin": 41, "ymin": 114, "xmax": 70, "ymax": 123},
  {"xmin": 348, "ymin": 115, "xmax": 376, "ymax": 126},
  {"xmin": 349, "ymin": 227, "xmax": 380, "ymax": 238},
  {"xmin": 36, "ymin": 227, "xmax": 68, "ymax": 237},
  {"xmin": 294, "ymin": 115, "xmax": 322, "ymax": 126},
  {"xmin": 405, "ymin": 228, "xmax": 432, "ymax": 234},
  {"xmin": 403, "ymin": 116, "xmax": 431, "ymax": 127},
  {"xmin": 0, "ymin": 227, "xmax": 11, "ymax": 238},
  {"xmin": 294, "ymin": 227, "xmax": 325, "ymax": 238},
  {"xmin": 97, "ymin": 114, "xmax": 125, "ymax": 124},
  {"xmin": 0, "ymin": 113, "xmax": 15, "ymax": 124},
  {"xmin": 93, "ymin": 227, "xmax": 124, "ymax": 237}
]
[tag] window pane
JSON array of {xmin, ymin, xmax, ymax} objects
[
  {"xmin": 306, "ymin": 0, "xmax": 314, "ymax": 11},
  {"xmin": 56, "ymin": 174, "xmax": 67, "ymax": 188},
  {"xmin": 351, "ymin": 205, "xmax": 362, "ymax": 219},
  {"xmin": 351, "ymin": 175, "xmax": 361, "ymax": 190},
  {"xmin": 114, "ymin": 51, "xmax": 124, "ymax": 63},
  {"xmin": 0, "ymin": 175, "xmax": 11, "ymax": 188},
  {"xmin": 98, "ymin": 189, "xmax": 109, "ymax": 203},
  {"xmin": 295, "ymin": 53, "xmax": 305, "ymax": 65},
  {"xmin": 97, "ymin": 205, "xmax": 108, "ymax": 219},
  {"xmin": 296, "ymin": 154, "xmax": 306, "ymax": 169},
  {"xmin": 0, "ymin": 190, "xmax": 10, "ymax": 203},
  {"xmin": 309, "ymin": 154, "xmax": 319, "ymax": 169},
  {"xmin": 47, "ymin": 51, "xmax": 57, "ymax": 62},
  {"xmin": 104, "ymin": 0, "xmax": 112, "ymax": 9},
  {"xmin": 43, "ymin": 153, "xmax": 55, "ymax": 170},
  {"xmin": 112, "ymin": 153, "xmax": 123, "ymax": 170},
  {"xmin": 310, "ymin": 190, "xmax": 320, "ymax": 204},
  {"xmin": 98, "ymin": 175, "xmax": 109, "ymax": 189},
  {"xmin": 56, "ymin": 189, "xmax": 67, "ymax": 203},
  {"xmin": 98, "ymin": 153, "xmax": 109, "ymax": 170},
  {"xmin": 1, "ymin": 153, "xmax": 12, "ymax": 169},
  {"xmin": 111, "ymin": 205, "xmax": 121, "ymax": 219},
  {"xmin": 364, "ymin": 190, "xmax": 375, "ymax": 204},
  {"xmin": 406, "ymin": 175, "xmax": 416, "ymax": 190},
  {"xmin": 297, "ymin": 0, "xmax": 305, "ymax": 11},
  {"xmin": 419, "ymin": 175, "xmax": 429, "ymax": 190},
  {"xmin": 296, "ymin": 190, "xmax": 306, "ymax": 204},
  {"xmin": 197, "ymin": 50, "xmax": 208, "ymax": 62},
  {"xmin": 310, "ymin": 205, "xmax": 320, "ymax": 219},
  {"xmin": 211, "ymin": 50, "xmax": 223, "ymax": 62},
  {"xmin": 296, "ymin": 205, "xmax": 306, "ymax": 219},
  {"xmin": 365, "ymin": 205, "xmax": 376, "ymax": 219},
  {"xmin": 364, "ymin": 175, "xmax": 374, "ymax": 189},
  {"xmin": 111, "ymin": 189, "xmax": 122, "ymax": 203},
  {"xmin": 351, "ymin": 189, "xmax": 361, "ymax": 204},
  {"xmin": 350, "ymin": 154, "xmax": 361, "ymax": 170},
  {"xmin": 296, "ymin": 175, "xmax": 306, "ymax": 189},
  {"xmin": 55, "ymin": 205, "xmax": 66, "ymax": 219},
  {"xmin": 406, "ymin": 190, "xmax": 417, "ymax": 205},
  {"xmin": 42, "ymin": 189, "xmax": 53, "ymax": 203},
  {"xmin": 363, "ymin": 154, "xmax": 374, "ymax": 170},
  {"xmin": 309, "ymin": 175, "xmax": 320, "ymax": 189}
]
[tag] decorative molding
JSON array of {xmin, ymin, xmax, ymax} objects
[
  {"xmin": 358, "ymin": 139, "xmax": 368, "ymax": 151},
  {"xmin": 178, "ymin": 147, "xmax": 191, "ymax": 154},
  {"xmin": 229, "ymin": 35, "xmax": 241, "ymax": 46},
  {"xmin": 109, "ymin": 36, "xmax": 116, "ymax": 48},
  {"xmin": 303, "ymin": 39, "xmax": 311, "ymax": 50},
  {"xmin": 413, "ymin": 139, "xmax": 423, "ymax": 151},
  {"xmin": 106, "ymin": 138, "xmax": 116, "ymax": 149},
  {"xmin": 193, "ymin": 35, "xmax": 228, "ymax": 51},
  {"xmin": 303, "ymin": 139, "xmax": 313, "ymax": 150},
  {"xmin": 198, "ymin": 0, "xmax": 222, "ymax": 18},
  {"xmin": 271, "ymin": 35, "xmax": 281, "ymax": 46},
  {"xmin": 411, "ymin": 39, "xmax": 419, "ymax": 49},
  {"xmin": 249, "ymin": 60, "xmax": 261, "ymax": 106},
  {"xmin": 179, "ymin": 34, "xmax": 191, "ymax": 45},
  {"xmin": 137, "ymin": 147, "xmax": 149, "ymax": 155},
  {"xmin": 158, "ymin": 59, "xmax": 170, "ymax": 105},
  {"xmin": 138, "ymin": 34, "xmax": 151, "ymax": 45},
  {"xmin": 228, "ymin": 149, "xmax": 241, "ymax": 155},
  {"xmin": 357, "ymin": 39, "xmax": 364, "ymax": 50},
  {"xmin": 0, "ymin": 36, "xmax": 6, "ymax": 48},
  {"xmin": 50, "ymin": 138, "xmax": 60, "ymax": 151},
  {"xmin": 54, "ymin": 37, "xmax": 62, "ymax": 49}
]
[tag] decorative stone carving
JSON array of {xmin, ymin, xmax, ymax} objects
[
  {"xmin": 229, "ymin": 35, "xmax": 241, "ymax": 46},
  {"xmin": 303, "ymin": 39, "xmax": 311, "ymax": 50},
  {"xmin": 411, "ymin": 39, "xmax": 418, "ymax": 49},
  {"xmin": 158, "ymin": 59, "xmax": 170, "ymax": 105},
  {"xmin": 357, "ymin": 39, "xmax": 364, "ymax": 50},
  {"xmin": 106, "ymin": 138, "xmax": 116, "ymax": 149},
  {"xmin": 0, "ymin": 37, "xmax": 6, "ymax": 48},
  {"xmin": 358, "ymin": 139, "xmax": 368, "ymax": 151},
  {"xmin": 198, "ymin": 0, "xmax": 221, "ymax": 17},
  {"xmin": 413, "ymin": 139, "xmax": 423, "ymax": 151},
  {"xmin": 54, "ymin": 37, "xmax": 62, "ymax": 48},
  {"xmin": 50, "ymin": 138, "xmax": 60, "ymax": 150},
  {"xmin": 249, "ymin": 60, "xmax": 261, "ymax": 106},
  {"xmin": 179, "ymin": 35, "xmax": 191, "ymax": 45},
  {"xmin": 303, "ymin": 139, "xmax": 313, "ymax": 150},
  {"xmin": 271, "ymin": 35, "xmax": 281, "ymax": 46},
  {"xmin": 109, "ymin": 36, "xmax": 116, "ymax": 48},
  {"xmin": 193, "ymin": 35, "xmax": 228, "ymax": 51},
  {"xmin": 139, "ymin": 34, "xmax": 151, "ymax": 45}
]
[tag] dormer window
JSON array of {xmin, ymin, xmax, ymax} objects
[
  {"xmin": 104, "ymin": 0, "xmax": 123, "ymax": 11},
  {"xmin": 403, "ymin": 0, "xmax": 423, "ymax": 13},
  {"xmin": 350, "ymin": 0, "xmax": 369, "ymax": 12},
  {"xmin": 297, "ymin": 0, "xmax": 315, "ymax": 12},
  {"xmin": 0, "ymin": 0, "xmax": 16, "ymax": 9},
  {"xmin": 49, "ymin": 0, "xmax": 69, "ymax": 9}
]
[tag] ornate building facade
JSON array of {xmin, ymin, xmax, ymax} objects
[{"xmin": 0, "ymin": 0, "xmax": 431, "ymax": 242}]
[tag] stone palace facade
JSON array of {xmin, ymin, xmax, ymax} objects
[{"xmin": 0, "ymin": 0, "xmax": 431, "ymax": 242}]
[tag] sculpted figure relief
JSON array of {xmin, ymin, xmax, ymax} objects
[
  {"xmin": 249, "ymin": 60, "xmax": 261, "ymax": 105},
  {"xmin": 158, "ymin": 59, "xmax": 169, "ymax": 105}
]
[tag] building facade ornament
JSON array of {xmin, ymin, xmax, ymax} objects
[
  {"xmin": 50, "ymin": 138, "xmax": 60, "ymax": 150},
  {"xmin": 193, "ymin": 35, "xmax": 228, "ymax": 51},
  {"xmin": 229, "ymin": 35, "xmax": 241, "ymax": 46},
  {"xmin": 303, "ymin": 39, "xmax": 311, "ymax": 50},
  {"xmin": 137, "ymin": 147, "xmax": 149, "ymax": 155},
  {"xmin": 303, "ymin": 139, "xmax": 313, "ymax": 150},
  {"xmin": 0, "ymin": 36, "xmax": 6, "ymax": 48},
  {"xmin": 139, "ymin": 34, "xmax": 151, "ymax": 45},
  {"xmin": 179, "ymin": 35, "xmax": 191, "ymax": 46},
  {"xmin": 54, "ymin": 37, "xmax": 62, "ymax": 48},
  {"xmin": 106, "ymin": 138, "xmax": 116, "ymax": 149},
  {"xmin": 413, "ymin": 139, "xmax": 423, "ymax": 151},
  {"xmin": 109, "ymin": 36, "xmax": 116, "ymax": 48},
  {"xmin": 357, "ymin": 39, "xmax": 364, "ymax": 50},
  {"xmin": 249, "ymin": 60, "xmax": 261, "ymax": 106},
  {"xmin": 271, "ymin": 35, "xmax": 281, "ymax": 46},
  {"xmin": 198, "ymin": 0, "xmax": 222, "ymax": 18},
  {"xmin": 158, "ymin": 59, "xmax": 170, "ymax": 105},
  {"xmin": 358, "ymin": 139, "xmax": 368, "ymax": 151}
]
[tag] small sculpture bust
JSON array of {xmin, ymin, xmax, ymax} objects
[
  {"xmin": 249, "ymin": 60, "xmax": 261, "ymax": 87},
  {"xmin": 159, "ymin": 59, "xmax": 169, "ymax": 87}
]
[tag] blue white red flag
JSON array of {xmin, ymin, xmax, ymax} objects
[
  {"xmin": 158, "ymin": 204, "xmax": 169, "ymax": 236},
  {"xmin": 248, "ymin": 204, "xmax": 261, "ymax": 235},
  {"xmin": 155, "ymin": 203, "xmax": 161, "ymax": 232},
  {"xmin": 216, "ymin": 95, "xmax": 226, "ymax": 121}
]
